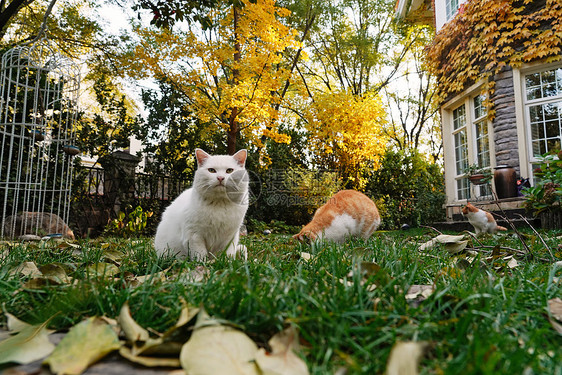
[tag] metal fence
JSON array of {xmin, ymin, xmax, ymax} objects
[
  {"xmin": 79, "ymin": 166, "xmax": 187, "ymax": 202},
  {"xmin": 70, "ymin": 165, "xmax": 187, "ymax": 237}
]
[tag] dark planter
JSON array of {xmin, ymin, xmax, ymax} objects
[
  {"xmin": 469, "ymin": 174, "xmax": 488, "ymax": 185},
  {"xmin": 539, "ymin": 210, "xmax": 562, "ymax": 230},
  {"xmin": 494, "ymin": 165, "xmax": 517, "ymax": 199}
]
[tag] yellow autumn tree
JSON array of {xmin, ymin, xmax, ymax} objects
[
  {"xmin": 126, "ymin": 0, "xmax": 301, "ymax": 155},
  {"xmin": 302, "ymin": 89, "xmax": 388, "ymax": 188}
]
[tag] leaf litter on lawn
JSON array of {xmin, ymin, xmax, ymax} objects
[{"xmin": 1, "ymin": 233, "xmax": 561, "ymax": 374}]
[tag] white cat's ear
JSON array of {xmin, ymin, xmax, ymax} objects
[
  {"xmin": 195, "ymin": 149, "xmax": 210, "ymax": 167},
  {"xmin": 232, "ymin": 149, "xmax": 247, "ymax": 167}
]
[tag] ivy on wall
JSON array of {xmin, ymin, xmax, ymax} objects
[{"xmin": 426, "ymin": 0, "xmax": 562, "ymax": 115}]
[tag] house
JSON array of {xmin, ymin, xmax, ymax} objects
[{"xmin": 396, "ymin": 0, "xmax": 562, "ymax": 220}]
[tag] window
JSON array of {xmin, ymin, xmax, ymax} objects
[
  {"xmin": 472, "ymin": 94, "xmax": 492, "ymax": 197},
  {"xmin": 452, "ymin": 104, "xmax": 470, "ymax": 199},
  {"xmin": 451, "ymin": 93, "xmax": 492, "ymax": 200},
  {"xmin": 446, "ymin": 0, "xmax": 459, "ymax": 20},
  {"xmin": 525, "ymin": 67, "xmax": 562, "ymax": 157}
]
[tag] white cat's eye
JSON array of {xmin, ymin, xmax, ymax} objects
[
  {"xmin": 226, "ymin": 168, "xmax": 234, "ymax": 174},
  {"xmin": 208, "ymin": 168, "xmax": 216, "ymax": 173}
]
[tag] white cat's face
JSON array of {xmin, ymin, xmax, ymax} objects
[{"xmin": 193, "ymin": 149, "xmax": 249, "ymax": 204}]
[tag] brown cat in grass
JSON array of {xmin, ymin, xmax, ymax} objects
[
  {"xmin": 293, "ymin": 190, "xmax": 381, "ymax": 243},
  {"xmin": 462, "ymin": 202, "xmax": 507, "ymax": 234}
]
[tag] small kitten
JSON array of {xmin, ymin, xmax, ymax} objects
[
  {"xmin": 462, "ymin": 202, "xmax": 507, "ymax": 234},
  {"xmin": 154, "ymin": 149, "xmax": 249, "ymax": 260},
  {"xmin": 293, "ymin": 190, "xmax": 381, "ymax": 243}
]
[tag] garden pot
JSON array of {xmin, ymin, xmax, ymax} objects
[
  {"xmin": 469, "ymin": 174, "xmax": 488, "ymax": 185},
  {"xmin": 494, "ymin": 165, "xmax": 517, "ymax": 199}
]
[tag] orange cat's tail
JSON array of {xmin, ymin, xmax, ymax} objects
[{"xmin": 496, "ymin": 225, "xmax": 508, "ymax": 231}]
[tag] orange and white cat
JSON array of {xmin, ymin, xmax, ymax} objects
[
  {"xmin": 293, "ymin": 190, "xmax": 381, "ymax": 243},
  {"xmin": 462, "ymin": 202, "xmax": 507, "ymax": 234}
]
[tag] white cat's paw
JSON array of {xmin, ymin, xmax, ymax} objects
[
  {"xmin": 227, "ymin": 244, "xmax": 248, "ymax": 260},
  {"xmin": 237, "ymin": 244, "xmax": 248, "ymax": 261}
]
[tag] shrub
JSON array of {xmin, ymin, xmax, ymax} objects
[
  {"xmin": 105, "ymin": 205, "xmax": 153, "ymax": 237},
  {"xmin": 523, "ymin": 151, "xmax": 562, "ymax": 216},
  {"xmin": 365, "ymin": 149, "xmax": 446, "ymax": 229}
]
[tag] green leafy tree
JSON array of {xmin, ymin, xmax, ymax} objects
[
  {"xmin": 136, "ymin": 79, "xmax": 222, "ymax": 181},
  {"xmin": 366, "ymin": 149, "xmax": 445, "ymax": 229},
  {"xmin": 76, "ymin": 75, "xmax": 140, "ymax": 161}
]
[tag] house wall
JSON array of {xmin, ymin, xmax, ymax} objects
[{"xmin": 490, "ymin": 66, "xmax": 520, "ymax": 173}]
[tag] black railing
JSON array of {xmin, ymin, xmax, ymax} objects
[{"xmin": 78, "ymin": 166, "xmax": 187, "ymax": 202}]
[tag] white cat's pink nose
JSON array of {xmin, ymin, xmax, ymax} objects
[{"xmin": 217, "ymin": 176, "xmax": 225, "ymax": 182}]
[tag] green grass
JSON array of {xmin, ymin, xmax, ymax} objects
[{"xmin": 1, "ymin": 228, "xmax": 561, "ymax": 374}]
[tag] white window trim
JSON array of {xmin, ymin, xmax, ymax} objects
[
  {"xmin": 514, "ymin": 61, "xmax": 562, "ymax": 182},
  {"xmin": 442, "ymin": 81, "xmax": 496, "ymax": 204}
]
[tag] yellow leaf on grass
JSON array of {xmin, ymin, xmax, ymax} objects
[
  {"xmin": 385, "ymin": 341, "xmax": 428, "ymax": 375},
  {"xmin": 255, "ymin": 326, "xmax": 309, "ymax": 375},
  {"xmin": 132, "ymin": 301, "xmax": 199, "ymax": 356},
  {"xmin": 118, "ymin": 302, "xmax": 150, "ymax": 344},
  {"xmin": 180, "ymin": 309, "xmax": 259, "ymax": 375},
  {"xmin": 85, "ymin": 263, "xmax": 120, "ymax": 278},
  {"xmin": 0, "ymin": 319, "xmax": 55, "ymax": 365},
  {"xmin": 419, "ymin": 235, "xmax": 466, "ymax": 251},
  {"xmin": 405, "ymin": 285, "xmax": 434, "ymax": 306},
  {"xmin": 548, "ymin": 297, "xmax": 562, "ymax": 335},
  {"xmin": 44, "ymin": 317, "xmax": 120, "ymax": 375},
  {"xmin": 9, "ymin": 261, "xmax": 42, "ymax": 278},
  {"xmin": 6, "ymin": 312, "xmax": 31, "ymax": 333}
]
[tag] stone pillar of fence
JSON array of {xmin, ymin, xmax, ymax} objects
[{"xmin": 100, "ymin": 151, "xmax": 141, "ymax": 217}]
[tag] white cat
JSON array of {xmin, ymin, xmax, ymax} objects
[{"xmin": 154, "ymin": 149, "xmax": 249, "ymax": 260}]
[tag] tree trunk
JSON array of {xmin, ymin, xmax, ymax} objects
[{"xmin": 0, "ymin": 0, "xmax": 37, "ymax": 41}]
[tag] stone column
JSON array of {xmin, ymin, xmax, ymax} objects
[{"xmin": 100, "ymin": 151, "xmax": 141, "ymax": 216}]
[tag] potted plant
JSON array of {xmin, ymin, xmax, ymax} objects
[
  {"xmin": 464, "ymin": 163, "xmax": 492, "ymax": 185},
  {"xmin": 522, "ymin": 152, "xmax": 562, "ymax": 229}
]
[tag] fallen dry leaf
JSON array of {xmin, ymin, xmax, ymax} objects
[
  {"xmin": 6, "ymin": 312, "xmax": 31, "ymax": 333},
  {"xmin": 118, "ymin": 302, "xmax": 150, "ymax": 344},
  {"xmin": 548, "ymin": 298, "xmax": 562, "ymax": 334},
  {"xmin": 180, "ymin": 309, "xmax": 259, "ymax": 375},
  {"xmin": 119, "ymin": 347, "xmax": 180, "ymax": 368},
  {"xmin": 419, "ymin": 234, "xmax": 466, "ymax": 252},
  {"xmin": 132, "ymin": 301, "xmax": 199, "ymax": 356},
  {"xmin": 0, "ymin": 319, "xmax": 55, "ymax": 365},
  {"xmin": 385, "ymin": 341, "xmax": 428, "ymax": 375},
  {"xmin": 9, "ymin": 262, "xmax": 42, "ymax": 278},
  {"xmin": 300, "ymin": 252, "xmax": 312, "ymax": 261},
  {"xmin": 255, "ymin": 326, "xmax": 309, "ymax": 375},
  {"xmin": 405, "ymin": 285, "xmax": 434, "ymax": 307},
  {"xmin": 44, "ymin": 317, "xmax": 121, "ymax": 375},
  {"xmin": 444, "ymin": 240, "xmax": 469, "ymax": 254},
  {"xmin": 84, "ymin": 263, "xmax": 120, "ymax": 278}
]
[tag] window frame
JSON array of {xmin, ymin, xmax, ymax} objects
[
  {"xmin": 523, "ymin": 65, "xmax": 562, "ymax": 164},
  {"xmin": 448, "ymin": 90, "xmax": 494, "ymax": 201},
  {"xmin": 445, "ymin": 0, "xmax": 460, "ymax": 20}
]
